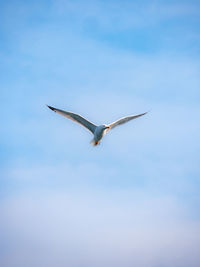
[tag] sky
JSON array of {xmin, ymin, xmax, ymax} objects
[{"xmin": 0, "ymin": 0, "xmax": 200, "ymax": 266}]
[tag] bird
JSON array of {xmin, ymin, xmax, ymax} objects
[{"xmin": 47, "ymin": 105, "xmax": 147, "ymax": 146}]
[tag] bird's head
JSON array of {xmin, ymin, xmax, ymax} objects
[{"xmin": 103, "ymin": 125, "xmax": 110, "ymax": 130}]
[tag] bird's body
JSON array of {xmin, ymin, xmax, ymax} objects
[
  {"xmin": 47, "ymin": 105, "xmax": 147, "ymax": 146},
  {"xmin": 91, "ymin": 125, "xmax": 110, "ymax": 145}
]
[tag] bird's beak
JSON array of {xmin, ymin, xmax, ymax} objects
[{"xmin": 106, "ymin": 126, "xmax": 110, "ymax": 129}]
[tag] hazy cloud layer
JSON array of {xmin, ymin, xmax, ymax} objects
[{"xmin": 1, "ymin": 190, "xmax": 200, "ymax": 267}]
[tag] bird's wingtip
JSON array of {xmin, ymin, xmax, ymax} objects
[
  {"xmin": 145, "ymin": 109, "xmax": 151, "ymax": 114},
  {"xmin": 46, "ymin": 105, "xmax": 55, "ymax": 111}
]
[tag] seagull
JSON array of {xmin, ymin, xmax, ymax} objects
[{"xmin": 47, "ymin": 105, "xmax": 147, "ymax": 146}]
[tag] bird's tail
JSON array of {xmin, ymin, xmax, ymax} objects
[{"xmin": 90, "ymin": 139, "xmax": 99, "ymax": 146}]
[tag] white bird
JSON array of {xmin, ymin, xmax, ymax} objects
[{"xmin": 47, "ymin": 105, "xmax": 147, "ymax": 146}]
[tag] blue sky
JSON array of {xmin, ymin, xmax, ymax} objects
[{"xmin": 1, "ymin": 0, "xmax": 200, "ymax": 266}]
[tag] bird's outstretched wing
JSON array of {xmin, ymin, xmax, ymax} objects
[
  {"xmin": 108, "ymin": 112, "xmax": 147, "ymax": 130},
  {"xmin": 47, "ymin": 105, "xmax": 97, "ymax": 134}
]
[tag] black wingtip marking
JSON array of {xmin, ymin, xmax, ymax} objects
[{"xmin": 46, "ymin": 105, "xmax": 56, "ymax": 112}]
